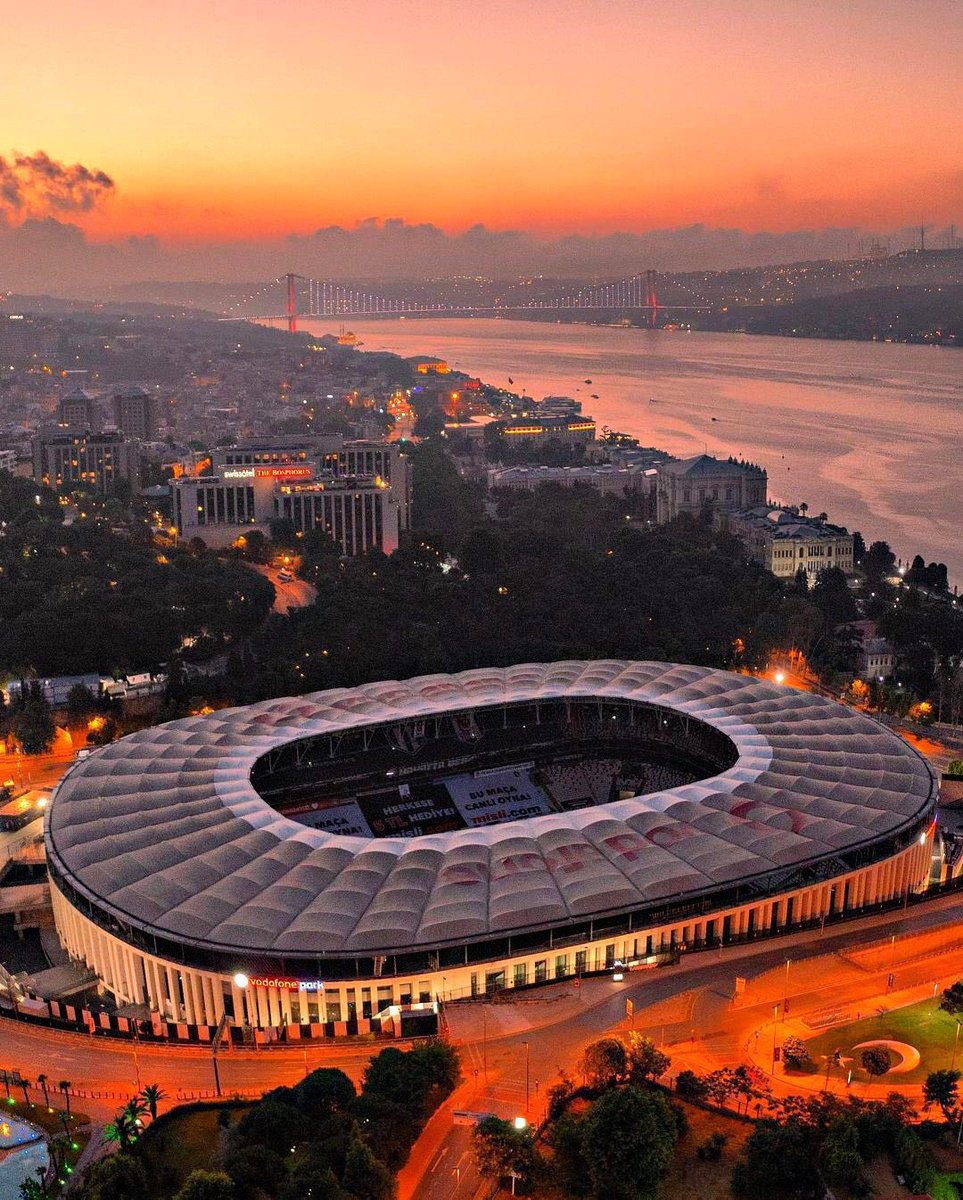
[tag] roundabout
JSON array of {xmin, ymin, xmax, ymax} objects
[{"xmin": 852, "ymin": 1038, "xmax": 922, "ymax": 1074}]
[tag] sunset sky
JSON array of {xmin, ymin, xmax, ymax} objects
[{"xmin": 2, "ymin": 0, "xmax": 961, "ymax": 246}]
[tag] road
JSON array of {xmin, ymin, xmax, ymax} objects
[
  {"xmin": 245, "ymin": 562, "xmax": 316, "ymax": 613},
  {"xmin": 1, "ymin": 866, "xmax": 962, "ymax": 1196},
  {"xmin": 408, "ymin": 891, "xmax": 963, "ymax": 1200}
]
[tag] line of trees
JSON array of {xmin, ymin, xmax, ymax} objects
[{"xmin": 81, "ymin": 1045, "xmax": 459, "ymax": 1200}]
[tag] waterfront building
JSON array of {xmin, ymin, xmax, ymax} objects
[
  {"xmin": 487, "ymin": 462, "xmax": 651, "ymax": 497},
  {"xmin": 656, "ymin": 454, "xmax": 767, "ymax": 523},
  {"xmin": 721, "ymin": 505, "xmax": 855, "ymax": 579}
]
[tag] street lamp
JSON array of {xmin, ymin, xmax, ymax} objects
[
  {"xmin": 523, "ymin": 1041, "xmax": 530, "ymax": 1115},
  {"xmin": 952, "ymin": 1021, "xmax": 962, "ymax": 1071},
  {"xmin": 783, "ymin": 959, "xmax": 791, "ymax": 1019},
  {"xmin": 772, "ymin": 1004, "xmax": 779, "ymax": 1069}
]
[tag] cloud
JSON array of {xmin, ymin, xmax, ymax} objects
[
  {"xmin": 0, "ymin": 214, "xmax": 956, "ymax": 298},
  {"xmin": 0, "ymin": 151, "xmax": 114, "ymax": 219}
]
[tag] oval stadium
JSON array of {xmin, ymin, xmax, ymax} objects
[{"xmin": 46, "ymin": 661, "xmax": 937, "ymax": 1034}]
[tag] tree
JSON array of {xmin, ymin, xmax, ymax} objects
[
  {"xmin": 581, "ymin": 1086, "xmax": 678, "ymax": 1200},
  {"xmin": 64, "ymin": 683, "xmax": 98, "ymax": 728},
  {"xmin": 696, "ymin": 1132, "xmax": 727, "ymax": 1162},
  {"xmin": 36, "ymin": 1074, "xmax": 49, "ymax": 1108},
  {"xmin": 820, "ymin": 1118, "xmax": 867, "ymax": 1194},
  {"xmin": 674, "ymin": 1070, "xmax": 709, "ymax": 1102},
  {"xmin": 104, "ymin": 1111, "xmax": 140, "ymax": 1150},
  {"xmin": 861, "ymin": 1047, "xmax": 892, "ymax": 1078},
  {"xmin": 580, "ymin": 1037, "xmax": 627, "ymax": 1088},
  {"xmin": 236, "ymin": 1101, "xmax": 312, "ymax": 1150},
  {"xmin": 13, "ymin": 692, "xmax": 55, "ymax": 755},
  {"xmin": 294, "ymin": 1068, "xmax": 357, "ymax": 1118},
  {"xmin": 83, "ymin": 1154, "xmax": 149, "ymax": 1200},
  {"xmin": 343, "ymin": 1133, "xmax": 396, "ymax": 1200},
  {"xmin": 940, "ymin": 981, "xmax": 963, "ymax": 1014},
  {"xmin": 731, "ymin": 1119, "xmax": 820, "ymax": 1198},
  {"xmin": 893, "ymin": 1126, "xmax": 935, "ymax": 1194},
  {"xmin": 223, "ymin": 1145, "xmax": 287, "ymax": 1197},
  {"xmin": 549, "ymin": 1112, "xmax": 591, "ymax": 1196},
  {"xmin": 472, "ymin": 1116, "xmax": 539, "ymax": 1190},
  {"xmin": 174, "ymin": 1171, "xmax": 237, "ymax": 1200},
  {"xmin": 923, "ymin": 1069, "xmax": 961, "ymax": 1121},
  {"xmin": 862, "ymin": 541, "xmax": 896, "ymax": 581},
  {"xmin": 58, "ymin": 1080, "xmax": 71, "ymax": 1118},
  {"xmin": 624, "ymin": 1033, "xmax": 670, "ymax": 1083},
  {"xmin": 781, "ymin": 1035, "xmax": 811, "ymax": 1071},
  {"xmin": 140, "ymin": 1082, "xmax": 166, "ymax": 1120}
]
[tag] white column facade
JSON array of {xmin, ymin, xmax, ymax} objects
[{"xmin": 49, "ymin": 829, "xmax": 934, "ymax": 1031}]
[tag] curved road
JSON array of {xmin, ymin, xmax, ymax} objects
[{"xmin": 3, "ymin": 894, "xmax": 963, "ymax": 1125}]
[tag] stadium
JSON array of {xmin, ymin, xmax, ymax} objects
[{"xmin": 46, "ymin": 661, "xmax": 937, "ymax": 1035}]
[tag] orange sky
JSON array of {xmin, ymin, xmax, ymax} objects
[{"xmin": 2, "ymin": 0, "xmax": 961, "ymax": 242}]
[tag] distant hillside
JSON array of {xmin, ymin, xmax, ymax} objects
[{"xmin": 713, "ymin": 283, "xmax": 963, "ymax": 344}]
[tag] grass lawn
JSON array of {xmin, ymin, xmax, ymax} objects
[
  {"xmin": 660, "ymin": 1101, "xmax": 752, "ymax": 1200},
  {"xmin": 931, "ymin": 1172, "xmax": 963, "ymax": 1200},
  {"xmin": 134, "ymin": 1103, "xmax": 252, "ymax": 1199},
  {"xmin": 798, "ymin": 998, "xmax": 960, "ymax": 1085}
]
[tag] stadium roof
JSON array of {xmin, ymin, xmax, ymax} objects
[{"xmin": 46, "ymin": 662, "xmax": 936, "ymax": 959}]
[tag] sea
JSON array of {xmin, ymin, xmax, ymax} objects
[{"xmin": 296, "ymin": 317, "xmax": 963, "ymax": 583}]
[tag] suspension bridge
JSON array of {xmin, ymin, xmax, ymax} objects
[{"xmin": 223, "ymin": 270, "xmax": 713, "ymax": 332}]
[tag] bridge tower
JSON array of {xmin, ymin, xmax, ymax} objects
[
  {"xmin": 645, "ymin": 269, "xmax": 659, "ymax": 329},
  {"xmin": 286, "ymin": 273, "xmax": 298, "ymax": 334}
]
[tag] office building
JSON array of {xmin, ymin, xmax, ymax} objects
[
  {"xmin": 112, "ymin": 386, "xmax": 156, "ymax": 441},
  {"xmin": 32, "ymin": 428, "xmax": 142, "ymax": 493},
  {"xmin": 59, "ymin": 387, "xmax": 99, "ymax": 431}
]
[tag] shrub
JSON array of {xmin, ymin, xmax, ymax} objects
[
  {"xmin": 675, "ymin": 1070, "xmax": 709, "ymax": 1102},
  {"xmin": 696, "ymin": 1132, "xmax": 727, "ymax": 1162},
  {"xmin": 781, "ymin": 1035, "xmax": 811, "ymax": 1070},
  {"xmin": 893, "ymin": 1126, "xmax": 936, "ymax": 1194}
]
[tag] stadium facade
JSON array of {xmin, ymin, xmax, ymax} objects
[{"xmin": 46, "ymin": 662, "xmax": 937, "ymax": 1032}]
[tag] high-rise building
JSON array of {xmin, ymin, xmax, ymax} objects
[
  {"xmin": 32, "ymin": 428, "xmax": 142, "ymax": 493},
  {"xmin": 112, "ymin": 385, "xmax": 156, "ymax": 441},
  {"xmin": 59, "ymin": 387, "xmax": 99, "ymax": 431},
  {"xmin": 171, "ymin": 435, "xmax": 410, "ymax": 551}
]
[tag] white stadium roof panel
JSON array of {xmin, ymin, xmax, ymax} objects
[{"xmin": 46, "ymin": 661, "xmax": 937, "ymax": 959}]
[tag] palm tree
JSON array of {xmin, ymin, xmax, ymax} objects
[
  {"xmin": 58, "ymin": 1081, "xmax": 71, "ymax": 1119},
  {"xmin": 104, "ymin": 1111, "xmax": 139, "ymax": 1150},
  {"xmin": 140, "ymin": 1083, "xmax": 166, "ymax": 1121},
  {"xmin": 17, "ymin": 1076, "xmax": 30, "ymax": 1106},
  {"xmin": 123, "ymin": 1096, "xmax": 147, "ymax": 1125},
  {"xmin": 36, "ymin": 1074, "xmax": 50, "ymax": 1108}
]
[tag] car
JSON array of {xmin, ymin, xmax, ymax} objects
[{"xmin": 277, "ymin": 569, "xmax": 293, "ymax": 583}]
